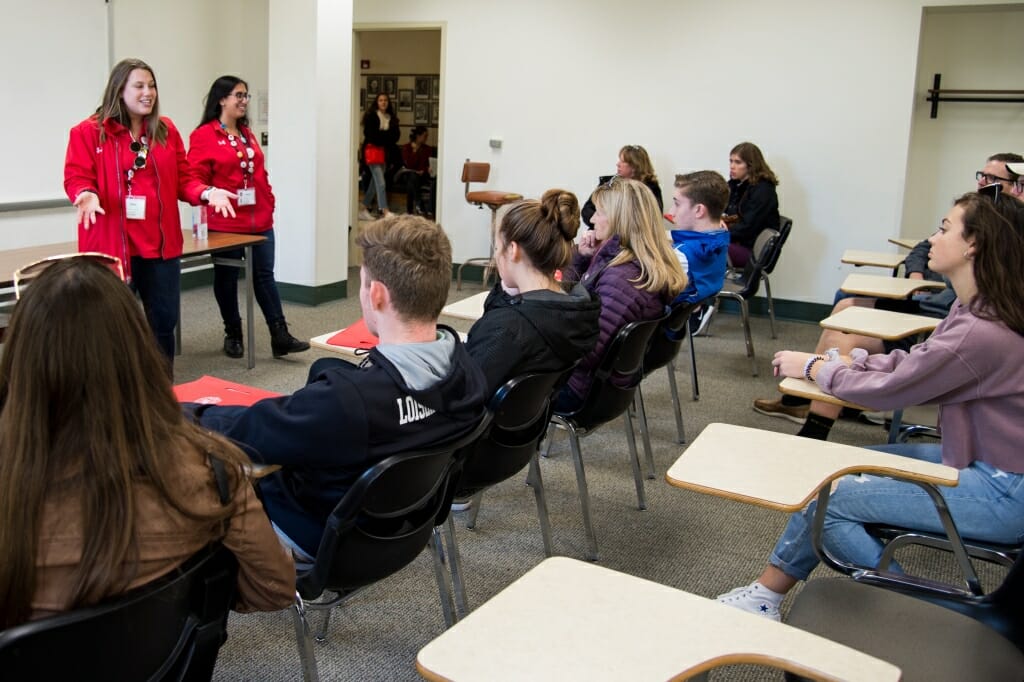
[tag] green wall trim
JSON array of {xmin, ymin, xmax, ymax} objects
[
  {"xmin": 716, "ymin": 296, "xmax": 830, "ymax": 324},
  {"xmin": 181, "ymin": 268, "xmax": 347, "ymax": 306},
  {"xmin": 181, "ymin": 269, "xmax": 215, "ymax": 290}
]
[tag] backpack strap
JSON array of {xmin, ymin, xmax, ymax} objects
[{"xmin": 208, "ymin": 454, "xmax": 231, "ymax": 506}]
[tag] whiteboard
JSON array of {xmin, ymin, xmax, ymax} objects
[{"xmin": 0, "ymin": 0, "xmax": 109, "ymax": 204}]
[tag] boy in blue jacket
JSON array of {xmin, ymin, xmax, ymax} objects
[{"xmin": 667, "ymin": 171, "xmax": 731, "ymax": 335}]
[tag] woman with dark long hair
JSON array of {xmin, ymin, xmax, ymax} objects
[
  {"xmin": 719, "ymin": 191, "xmax": 1024, "ymax": 621},
  {"xmin": 723, "ymin": 141, "xmax": 780, "ymax": 267},
  {"xmin": 189, "ymin": 75, "xmax": 309, "ymax": 359},
  {"xmin": 0, "ymin": 257, "xmax": 294, "ymax": 628},
  {"xmin": 359, "ymin": 92, "xmax": 400, "ymax": 220}
]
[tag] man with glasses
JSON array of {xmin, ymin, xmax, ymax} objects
[{"xmin": 753, "ymin": 152, "xmax": 1022, "ymax": 434}]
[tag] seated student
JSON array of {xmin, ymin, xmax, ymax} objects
[
  {"xmin": 666, "ymin": 170, "xmax": 731, "ymax": 336},
  {"xmin": 556, "ymin": 177, "xmax": 688, "ymax": 412},
  {"xmin": 192, "ymin": 215, "xmax": 489, "ymax": 560},
  {"xmin": 581, "ymin": 145, "xmax": 663, "ymax": 229},
  {"xmin": 719, "ymin": 190, "xmax": 1024, "ymax": 621},
  {"xmin": 0, "ymin": 257, "xmax": 294, "ymax": 628},
  {"xmin": 754, "ymin": 153, "xmax": 1024, "ymax": 431},
  {"xmin": 466, "ymin": 189, "xmax": 601, "ymax": 394},
  {"xmin": 723, "ymin": 142, "xmax": 780, "ymax": 268},
  {"xmin": 394, "ymin": 125, "xmax": 436, "ymax": 217}
]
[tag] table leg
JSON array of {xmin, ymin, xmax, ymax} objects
[{"xmin": 244, "ymin": 244, "xmax": 255, "ymax": 370}]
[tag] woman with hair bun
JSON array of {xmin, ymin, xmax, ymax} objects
[{"xmin": 466, "ymin": 189, "xmax": 601, "ymax": 394}]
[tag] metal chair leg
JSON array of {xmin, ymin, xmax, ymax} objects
[
  {"xmin": 564, "ymin": 423, "xmax": 599, "ymax": 561},
  {"xmin": 528, "ymin": 450, "xmax": 554, "ymax": 557},
  {"xmin": 887, "ymin": 407, "xmax": 905, "ymax": 444},
  {"xmin": 665, "ymin": 357, "xmax": 686, "ymax": 443},
  {"xmin": 292, "ymin": 593, "xmax": 321, "ymax": 682},
  {"xmin": 465, "ymin": 491, "xmax": 484, "ymax": 529},
  {"xmin": 739, "ymin": 298, "xmax": 758, "ymax": 376},
  {"xmin": 687, "ymin": 325, "xmax": 700, "ymax": 401},
  {"xmin": 443, "ymin": 515, "xmax": 469, "ymax": 620},
  {"xmin": 622, "ymin": 410, "xmax": 647, "ymax": 511},
  {"xmin": 315, "ymin": 604, "xmax": 333, "ymax": 643},
  {"xmin": 429, "ymin": 527, "xmax": 457, "ymax": 628},
  {"xmin": 633, "ymin": 389, "xmax": 656, "ymax": 479},
  {"xmin": 764, "ymin": 275, "xmax": 777, "ymax": 339}
]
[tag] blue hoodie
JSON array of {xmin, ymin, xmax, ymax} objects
[{"xmin": 670, "ymin": 228, "xmax": 731, "ymax": 305}]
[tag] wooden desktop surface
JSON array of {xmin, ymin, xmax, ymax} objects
[
  {"xmin": 819, "ymin": 306, "xmax": 939, "ymax": 341},
  {"xmin": 841, "ymin": 249, "xmax": 905, "ymax": 270},
  {"xmin": 439, "ymin": 290, "xmax": 488, "ymax": 321},
  {"xmin": 840, "ymin": 273, "xmax": 945, "ymax": 299},
  {"xmin": 888, "ymin": 237, "xmax": 921, "ymax": 250},
  {"xmin": 777, "ymin": 376, "xmax": 872, "ymax": 411},
  {"xmin": 665, "ymin": 422, "xmax": 957, "ymax": 512},
  {"xmin": 416, "ymin": 556, "xmax": 901, "ymax": 682}
]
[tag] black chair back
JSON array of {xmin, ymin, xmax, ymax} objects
[
  {"xmin": 0, "ymin": 543, "xmax": 238, "ymax": 682},
  {"xmin": 454, "ymin": 371, "xmax": 568, "ymax": 497},
  {"xmin": 643, "ymin": 302, "xmax": 699, "ymax": 375},
  {"xmin": 729, "ymin": 229, "xmax": 780, "ymax": 299},
  {"xmin": 296, "ymin": 416, "xmax": 491, "ymax": 601},
  {"xmin": 557, "ymin": 313, "xmax": 667, "ymax": 429},
  {"xmin": 761, "ymin": 215, "xmax": 793, "ymax": 276}
]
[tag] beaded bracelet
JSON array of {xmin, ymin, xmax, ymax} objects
[{"xmin": 803, "ymin": 355, "xmax": 825, "ymax": 382}]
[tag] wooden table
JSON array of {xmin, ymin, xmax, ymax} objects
[
  {"xmin": 819, "ymin": 305, "xmax": 939, "ymax": 341},
  {"xmin": 0, "ymin": 230, "xmax": 266, "ymax": 369},
  {"xmin": 839, "ymin": 273, "xmax": 945, "ymax": 300},
  {"xmin": 888, "ymin": 237, "xmax": 921, "ymax": 250},
  {"xmin": 415, "ymin": 556, "xmax": 901, "ymax": 681},
  {"xmin": 440, "ymin": 290, "xmax": 488, "ymax": 321},
  {"xmin": 841, "ymin": 249, "xmax": 905, "ymax": 275},
  {"xmin": 777, "ymin": 376, "xmax": 871, "ymax": 411},
  {"xmin": 665, "ymin": 422, "xmax": 956, "ymax": 512}
]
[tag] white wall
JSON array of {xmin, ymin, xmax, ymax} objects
[{"xmin": 901, "ymin": 4, "xmax": 1024, "ymax": 240}]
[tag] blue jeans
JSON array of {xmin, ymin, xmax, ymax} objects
[
  {"xmin": 770, "ymin": 443, "xmax": 1024, "ymax": 581},
  {"xmin": 210, "ymin": 228, "xmax": 285, "ymax": 328},
  {"xmin": 130, "ymin": 256, "xmax": 180, "ymax": 366},
  {"xmin": 362, "ymin": 163, "xmax": 387, "ymax": 211}
]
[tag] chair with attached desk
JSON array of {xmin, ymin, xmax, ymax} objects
[
  {"xmin": 434, "ymin": 370, "xmax": 569, "ymax": 622},
  {"xmin": 289, "ymin": 416, "xmax": 491, "ymax": 682},
  {"xmin": 0, "ymin": 543, "xmax": 238, "ymax": 681},
  {"xmin": 665, "ymin": 422, "xmax": 1024, "ymax": 681},
  {"xmin": 455, "ymin": 160, "xmax": 522, "ymax": 290},
  {"xmin": 546, "ymin": 312, "xmax": 667, "ymax": 561}
]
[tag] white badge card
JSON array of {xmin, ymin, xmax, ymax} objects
[
  {"xmin": 125, "ymin": 195, "xmax": 146, "ymax": 220},
  {"xmin": 237, "ymin": 188, "xmax": 256, "ymax": 206}
]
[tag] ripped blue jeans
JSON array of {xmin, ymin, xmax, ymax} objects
[{"xmin": 770, "ymin": 443, "xmax": 1024, "ymax": 581}]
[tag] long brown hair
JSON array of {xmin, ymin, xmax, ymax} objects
[
  {"xmin": 591, "ymin": 178, "xmax": 687, "ymax": 296},
  {"xmin": 619, "ymin": 145, "xmax": 658, "ymax": 184},
  {"xmin": 498, "ymin": 189, "xmax": 580, "ymax": 275},
  {"xmin": 0, "ymin": 258, "xmax": 248, "ymax": 627},
  {"xmin": 96, "ymin": 58, "xmax": 168, "ymax": 144},
  {"xmin": 955, "ymin": 192, "xmax": 1024, "ymax": 335},
  {"xmin": 730, "ymin": 142, "xmax": 779, "ymax": 186}
]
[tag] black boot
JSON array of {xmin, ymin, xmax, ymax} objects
[
  {"xmin": 269, "ymin": 320, "xmax": 310, "ymax": 358},
  {"xmin": 223, "ymin": 322, "xmax": 244, "ymax": 359}
]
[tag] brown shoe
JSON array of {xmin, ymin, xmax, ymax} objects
[{"xmin": 753, "ymin": 397, "xmax": 809, "ymax": 425}]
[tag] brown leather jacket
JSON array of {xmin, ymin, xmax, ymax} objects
[{"xmin": 31, "ymin": 445, "xmax": 294, "ymax": 619}]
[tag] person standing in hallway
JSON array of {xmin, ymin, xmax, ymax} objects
[
  {"xmin": 189, "ymin": 75, "xmax": 309, "ymax": 359},
  {"xmin": 359, "ymin": 93, "xmax": 400, "ymax": 220}
]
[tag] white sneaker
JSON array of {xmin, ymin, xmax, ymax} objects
[
  {"xmin": 450, "ymin": 498, "xmax": 472, "ymax": 512},
  {"xmin": 358, "ymin": 208, "xmax": 373, "ymax": 221},
  {"xmin": 689, "ymin": 304, "xmax": 716, "ymax": 337},
  {"xmin": 717, "ymin": 582, "xmax": 782, "ymax": 621}
]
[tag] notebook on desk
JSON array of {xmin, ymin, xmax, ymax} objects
[
  {"xmin": 174, "ymin": 375, "xmax": 282, "ymax": 406},
  {"xmin": 325, "ymin": 318, "xmax": 378, "ymax": 350}
]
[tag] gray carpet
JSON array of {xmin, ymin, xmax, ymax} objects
[{"xmin": 169, "ymin": 273, "xmax": 1002, "ymax": 681}]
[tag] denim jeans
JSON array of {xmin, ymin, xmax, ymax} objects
[
  {"xmin": 130, "ymin": 255, "xmax": 181, "ymax": 366},
  {"xmin": 210, "ymin": 228, "xmax": 285, "ymax": 328},
  {"xmin": 770, "ymin": 442, "xmax": 1024, "ymax": 581},
  {"xmin": 362, "ymin": 163, "xmax": 387, "ymax": 211}
]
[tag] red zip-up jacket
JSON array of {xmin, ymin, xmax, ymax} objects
[
  {"xmin": 64, "ymin": 115, "xmax": 205, "ymax": 276},
  {"xmin": 188, "ymin": 121, "xmax": 274, "ymax": 233}
]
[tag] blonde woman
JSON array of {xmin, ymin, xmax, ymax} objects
[{"xmin": 556, "ymin": 177, "xmax": 687, "ymax": 411}]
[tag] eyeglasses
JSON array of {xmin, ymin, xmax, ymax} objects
[
  {"xmin": 13, "ymin": 253, "xmax": 125, "ymax": 299},
  {"xmin": 233, "ymin": 92, "xmax": 251, "ymax": 102},
  {"xmin": 976, "ymin": 170, "xmax": 1013, "ymax": 185}
]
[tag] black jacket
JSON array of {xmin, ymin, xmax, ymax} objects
[
  {"xmin": 466, "ymin": 282, "xmax": 601, "ymax": 394},
  {"xmin": 725, "ymin": 178, "xmax": 779, "ymax": 250},
  {"xmin": 581, "ymin": 176, "xmax": 664, "ymax": 229}
]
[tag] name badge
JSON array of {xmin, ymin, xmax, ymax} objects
[
  {"xmin": 237, "ymin": 188, "xmax": 256, "ymax": 206},
  {"xmin": 125, "ymin": 195, "xmax": 146, "ymax": 220}
]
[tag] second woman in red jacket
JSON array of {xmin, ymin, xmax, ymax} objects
[{"xmin": 189, "ymin": 76, "xmax": 309, "ymax": 359}]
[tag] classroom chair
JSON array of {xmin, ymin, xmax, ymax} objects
[{"xmin": 456, "ymin": 160, "xmax": 522, "ymax": 290}]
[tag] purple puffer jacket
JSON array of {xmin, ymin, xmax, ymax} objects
[{"xmin": 564, "ymin": 235, "xmax": 668, "ymax": 400}]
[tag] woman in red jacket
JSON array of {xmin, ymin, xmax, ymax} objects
[
  {"xmin": 189, "ymin": 75, "xmax": 309, "ymax": 359},
  {"xmin": 64, "ymin": 58, "xmax": 236, "ymax": 368}
]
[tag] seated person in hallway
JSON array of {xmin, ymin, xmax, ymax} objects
[
  {"xmin": 192, "ymin": 215, "xmax": 489, "ymax": 560},
  {"xmin": 0, "ymin": 257, "xmax": 294, "ymax": 628},
  {"xmin": 666, "ymin": 170, "xmax": 731, "ymax": 336},
  {"xmin": 466, "ymin": 189, "xmax": 601, "ymax": 394},
  {"xmin": 723, "ymin": 142, "xmax": 780, "ymax": 268},
  {"xmin": 395, "ymin": 125, "xmax": 437, "ymax": 217},
  {"xmin": 718, "ymin": 191, "xmax": 1024, "ymax": 621},
  {"xmin": 581, "ymin": 145, "xmax": 663, "ymax": 229},
  {"xmin": 556, "ymin": 177, "xmax": 688, "ymax": 412},
  {"xmin": 754, "ymin": 152, "xmax": 1024, "ymax": 433}
]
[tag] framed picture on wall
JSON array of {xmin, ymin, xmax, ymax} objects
[
  {"xmin": 432, "ymin": 76, "xmax": 440, "ymax": 99},
  {"xmin": 398, "ymin": 89, "xmax": 413, "ymax": 111},
  {"xmin": 359, "ymin": 88, "xmax": 366, "ymax": 110},
  {"xmin": 366, "ymin": 76, "xmax": 380, "ymax": 94},
  {"xmin": 430, "ymin": 102, "xmax": 439, "ymax": 126},
  {"xmin": 414, "ymin": 101, "xmax": 429, "ymax": 125},
  {"xmin": 415, "ymin": 76, "xmax": 431, "ymax": 99},
  {"xmin": 382, "ymin": 77, "xmax": 397, "ymax": 96}
]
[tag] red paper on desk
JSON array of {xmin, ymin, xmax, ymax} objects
[
  {"xmin": 325, "ymin": 318, "xmax": 378, "ymax": 349},
  {"xmin": 174, "ymin": 375, "xmax": 282, "ymax": 406}
]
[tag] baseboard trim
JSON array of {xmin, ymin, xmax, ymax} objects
[
  {"xmin": 716, "ymin": 296, "xmax": 829, "ymax": 324},
  {"xmin": 180, "ymin": 268, "xmax": 347, "ymax": 305}
]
